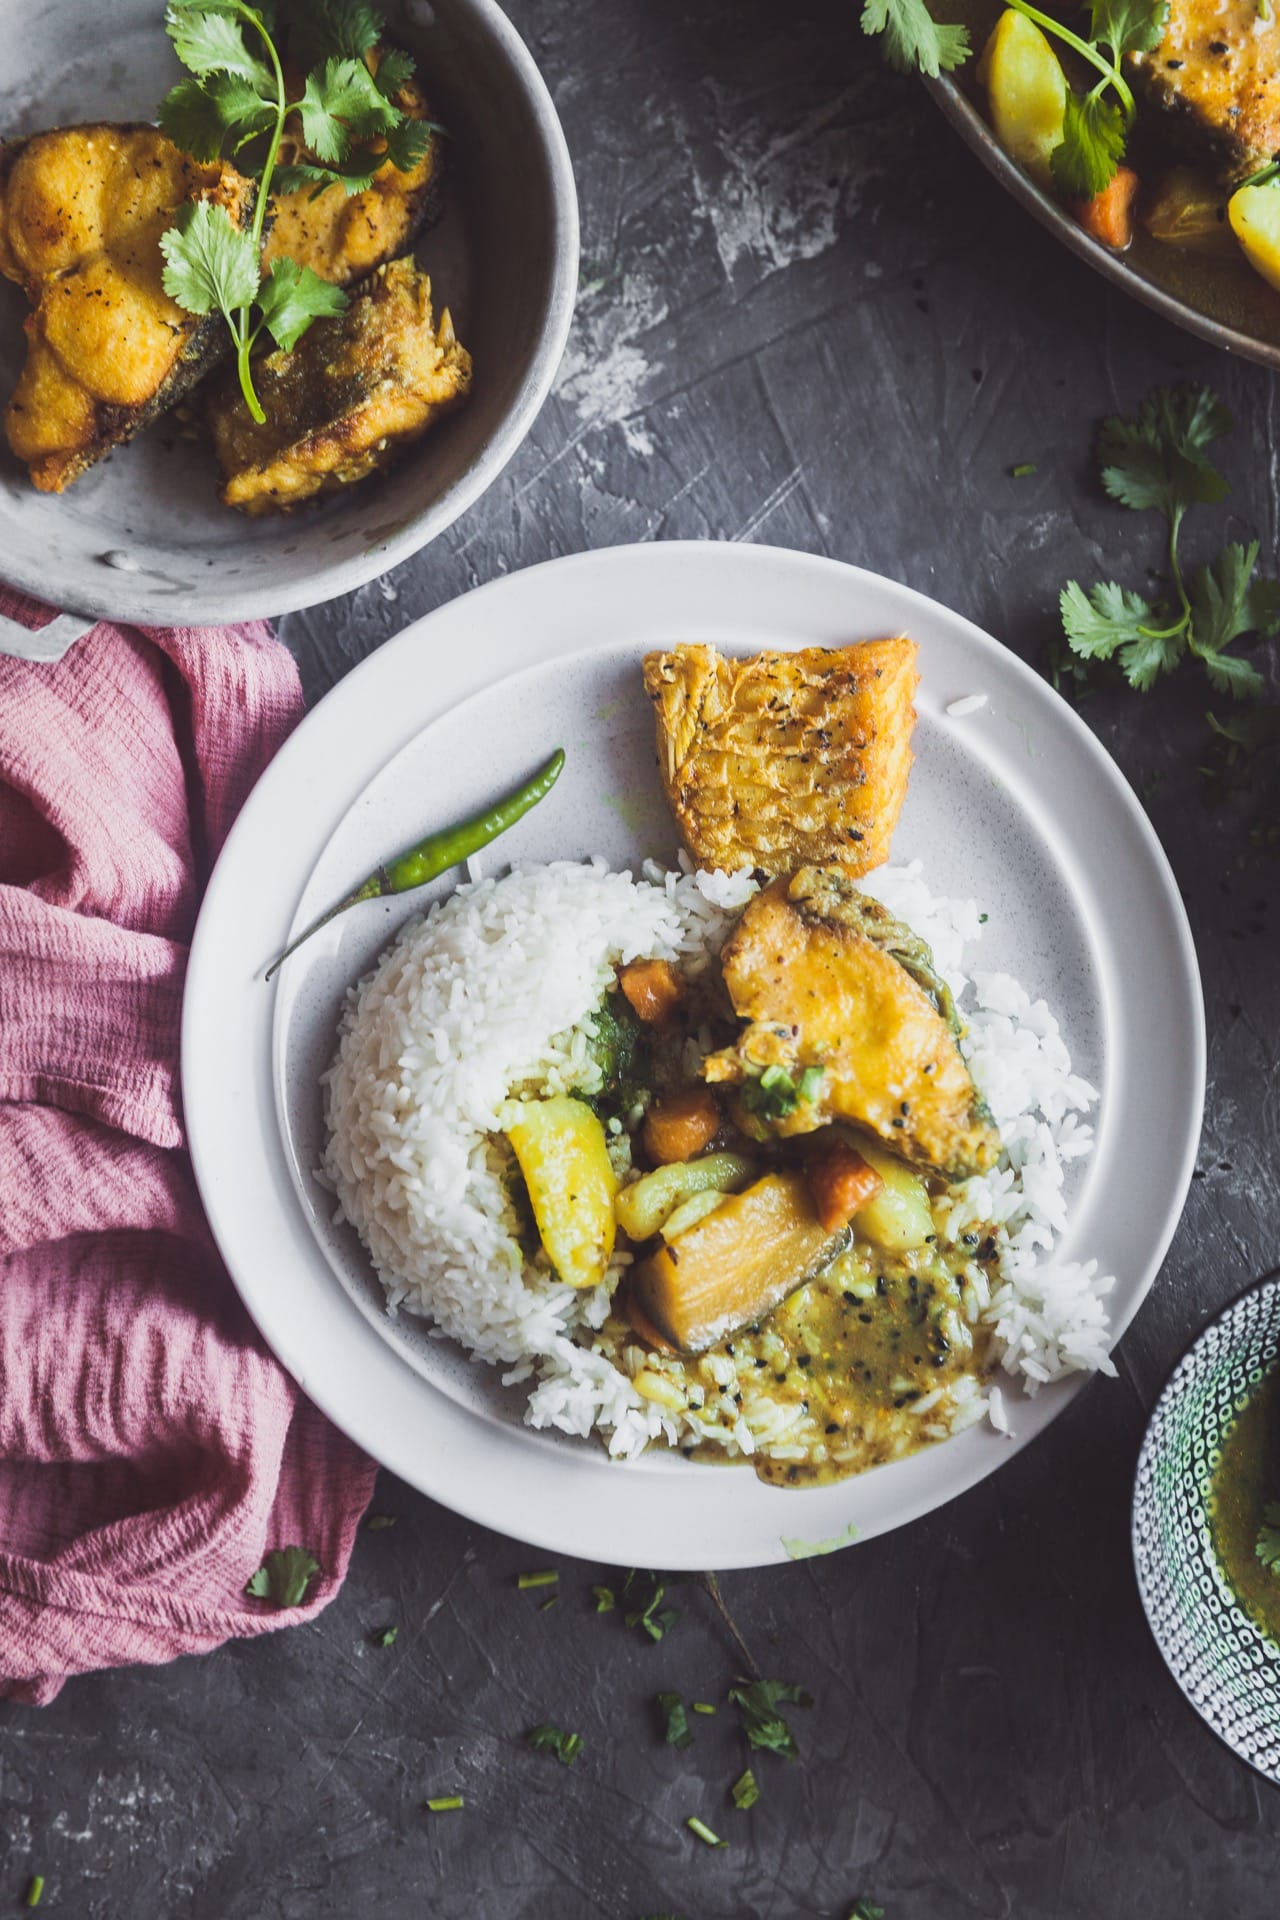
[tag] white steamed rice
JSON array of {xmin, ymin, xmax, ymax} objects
[{"xmin": 321, "ymin": 855, "xmax": 1116, "ymax": 1458}]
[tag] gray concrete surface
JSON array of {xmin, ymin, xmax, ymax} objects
[{"xmin": 4, "ymin": 0, "xmax": 1279, "ymax": 1912}]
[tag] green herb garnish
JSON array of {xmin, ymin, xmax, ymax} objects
[
  {"xmin": 847, "ymin": 1903, "xmax": 886, "ymax": 1920},
  {"xmin": 244, "ymin": 1545, "xmax": 320, "ymax": 1607},
  {"xmin": 426, "ymin": 1795, "xmax": 464, "ymax": 1812},
  {"xmin": 1061, "ymin": 386, "xmax": 1280, "ymax": 699},
  {"xmin": 24, "ymin": 1878, "xmax": 44, "ymax": 1910},
  {"xmin": 657, "ymin": 1691, "xmax": 693, "ymax": 1749},
  {"xmin": 685, "ymin": 1815, "xmax": 726, "ymax": 1848},
  {"xmin": 728, "ymin": 1678, "xmax": 813, "ymax": 1758},
  {"xmin": 625, "ymin": 1575, "xmax": 677, "ymax": 1644},
  {"xmin": 859, "ymin": 0, "xmax": 970, "ymax": 76},
  {"xmin": 692, "ymin": 1701, "xmax": 717, "ymax": 1715},
  {"xmin": 372, "ymin": 1624, "xmax": 398, "ymax": 1647},
  {"xmin": 158, "ymin": 0, "xmax": 435, "ymax": 423},
  {"xmin": 518, "ymin": 1569, "xmax": 559, "ymax": 1590},
  {"xmin": 365, "ymin": 1513, "xmax": 397, "ymax": 1530},
  {"xmin": 740, "ymin": 1063, "xmax": 824, "ymax": 1123},
  {"xmin": 731, "ymin": 1767, "xmax": 760, "ymax": 1810},
  {"xmin": 592, "ymin": 1584, "xmax": 616, "ymax": 1613},
  {"xmin": 1256, "ymin": 1502, "xmax": 1280, "ymax": 1573},
  {"xmin": 527, "ymin": 1724, "xmax": 584, "ymax": 1766},
  {"xmin": 1011, "ymin": 463, "xmax": 1037, "ymax": 478}
]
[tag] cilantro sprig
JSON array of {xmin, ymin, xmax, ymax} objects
[
  {"xmin": 158, "ymin": 0, "xmax": 434, "ymax": 422},
  {"xmin": 1061, "ymin": 386, "xmax": 1280, "ymax": 700},
  {"xmin": 244, "ymin": 1544, "xmax": 321, "ymax": 1607}
]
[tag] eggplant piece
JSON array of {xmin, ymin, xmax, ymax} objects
[
  {"xmin": 704, "ymin": 867, "xmax": 1001, "ymax": 1179},
  {"xmin": 0, "ymin": 125, "xmax": 253, "ymax": 491},
  {"xmin": 204, "ymin": 255, "xmax": 471, "ymax": 514},
  {"xmin": 1128, "ymin": 0, "xmax": 1280, "ymax": 181}
]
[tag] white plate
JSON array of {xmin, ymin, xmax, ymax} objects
[{"xmin": 183, "ymin": 543, "xmax": 1205, "ymax": 1569}]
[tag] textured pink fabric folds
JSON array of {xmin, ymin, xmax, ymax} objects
[{"xmin": 0, "ymin": 592, "xmax": 376, "ymax": 1705}]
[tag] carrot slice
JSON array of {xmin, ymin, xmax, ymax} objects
[
  {"xmin": 618, "ymin": 957, "xmax": 683, "ymax": 1024},
  {"xmin": 1072, "ymin": 166, "xmax": 1139, "ymax": 250},
  {"xmin": 642, "ymin": 1085, "xmax": 721, "ymax": 1165},
  {"xmin": 803, "ymin": 1134, "xmax": 884, "ymax": 1234}
]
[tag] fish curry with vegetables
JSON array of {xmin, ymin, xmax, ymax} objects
[{"xmin": 500, "ymin": 640, "xmax": 1002, "ymax": 1486}]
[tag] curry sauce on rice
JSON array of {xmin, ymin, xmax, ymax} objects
[{"xmin": 320, "ymin": 642, "xmax": 1115, "ymax": 1485}]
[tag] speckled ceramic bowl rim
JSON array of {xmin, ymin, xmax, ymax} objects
[
  {"xmin": 924, "ymin": 75, "xmax": 1280, "ymax": 373},
  {"xmin": 1132, "ymin": 1269, "xmax": 1280, "ymax": 1786}
]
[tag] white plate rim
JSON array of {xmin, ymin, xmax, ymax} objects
[{"xmin": 183, "ymin": 541, "xmax": 1206, "ymax": 1568}]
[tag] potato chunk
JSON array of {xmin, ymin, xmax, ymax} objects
[
  {"xmin": 978, "ymin": 10, "xmax": 1067, "ymax": 188},
  {"xmin": 505, "ymin": 1096, "xmax": 617, "ymax": 1290}
]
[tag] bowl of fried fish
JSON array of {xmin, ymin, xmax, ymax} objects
[{"xmin": 0, "ymin": 0, "xmax": 578, "ymax": 646}]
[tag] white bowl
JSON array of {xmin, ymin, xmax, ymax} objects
[{"xmin": 0, "ymin": 0, "xmax": 578, "ymax": 654}]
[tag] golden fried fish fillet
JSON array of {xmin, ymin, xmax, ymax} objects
[
  {"xmin": 205, "ymin": 255, "xmax": 470, "ymax": 514},
  {"xmin": 704, "ymin": 867, "xmax": 1000, "ymax": 1179},
  {"xmin": 643, "ymin": 639, "xmax": 918, "ymax": 879},
  {"xmin": 1129, "ymin": 0, "xmax": 1280, "ymax": 178},
  {"xmin": 263, "ymin": 55, "xmax": 442, "ymax": 288},
  {"xmin": 0, "ymin": 125, "xmax": 252, "ymax": 491}
]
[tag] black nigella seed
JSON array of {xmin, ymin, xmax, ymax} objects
[
  {"xmin": 825, "ymin": 1421, "xmax": 839, "ymax": 1435},
  {"xmin": 858, "ymin": 1312, "xmax": 873, "ymax": 1324}
]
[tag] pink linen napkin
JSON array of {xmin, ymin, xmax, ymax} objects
[{"xmin": 0, "ymin": 590, "xmax": 377, "ymax": 1705}]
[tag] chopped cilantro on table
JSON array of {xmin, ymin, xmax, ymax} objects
[
  {"xmin": 623, "ymin": 1570, "xmax": 678, "ymax": 1643},
  {"xmin": 740, "ymin": 1063, "xmax": 824, "ymax": 1124},
  {"xmin": 244, "ymin": 1545, "xmax": 321, "ymax": 1607},
  {"xmin": 728, "ymin": 1678, "xmax": 813, "ymax": 1758},
  {"xmin": 371, "ymin": 1624, "xmax": 399, "ymax": 1648},
  {"xmin": 731, "ymin": 1767, "xmax": 760, "ymax": 1810},
  {"xmin": 526, "ymin": 1724, "xmax": 584, "ymax": 1766},
  {"xmin": 847, "ymin": 1903, "xmax": 887, "ymax": 1920},
  {"xmin": 657, "ymin": 1691, "xmax": 693, "ymax": 1749}
]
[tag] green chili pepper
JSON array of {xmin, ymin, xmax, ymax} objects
[{"xmin": 264, "ymin": 747, "xmax": 565, "ymax": 980}]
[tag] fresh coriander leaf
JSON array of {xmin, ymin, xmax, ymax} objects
[
  {"xmin": 373, "ymin": 44, "xmax": 416, "ymax": 97},
  {"xmin": 731, "ymin": 1767, "xmax": 760, "ymax": 1810},
  {"xmin": 1086, "ymin": 0, "xmax": 1168, "ymax": 56},
  {"xmin": 1060, "ymin": 579, "xmax": 1159, "ymax": 662},
  {"xmin": 860, "ymin": 0, "xmax": 969, "ymax": 75},
  {"xmin": 366, "ymin": 1512, "xmax": 396, "ymax": 1530},
  {"xmin": 1117, "ymin": 624, "xmax": 1187, "ymax": 692},
  {"xmin": 1256, "ymin": 1502, "xmax": 1280, "ymax": 1572},
  {"xmin": 527, "ymin": 1724, "xmax": 584, "ymax": 1766},
  {"xmin": 382, "ymin": 115, "xmax": 439, "ymax": 174},
  {"xmin": 297, "ymin": 55, "xmax": 400, "ymax": 161},
  {"xmin": 244, "ymin": 1545, "xmax": 320, "ymax": 1607},
  {"xmin": 1097, "ymin": 384, "xmax": 1232, "ymax": 517},
  {"xmin": 847, "ymin": 1903, "xmax": 886, "ymax": 1920},
  {"xmin": 372, "ymin": 1624, "xmax": 398, "ymax": 1647},
  {"xmin": 1248, "ymin": 574, "xmax": 1280, "ymax": 638},
  {"xmin": 1187, "ymin": 544, "xmax": 1269, "ymax": 698},
  {"xmin": 158, "ymin": 72, "xmax": 274, "ymax": 159},
  {"xmin": 728, "ymin": 1678, "xmax": 813, "ymax": 1759},
  {"xmin": 161, "ymin": 197, "xmax": 260, "ymax": 318},
  {"xmin": 592, "ymin": 1584, "xmax": 616, "ymax": 1612},
  {"xmin": 255, "ymin": 256, "xmax": 348, "ymax": 351},
  {"xmin": 625, "ymin": 1578, "xmax": 677, "ymax": 1642},
  {"xmin": 657, "ymin": 1691, "xmax": 693, "ymax": 1749},
  {"xmin": 271, "ymin": 159, "xmax": 373, "ymax": 199},
  {"xmin": 165, "ymin": 1, "xmax": 272, "ymax": 87},
  {"xmin": 1050, "ymin": 90, "xmax": 1126, "ymax": 199},
  {"xmin": 287, "ymin": 0, "xmax": 382, "ymax": 68}
]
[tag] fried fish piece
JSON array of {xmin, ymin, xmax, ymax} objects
[
  {"xmin": 205, "ymin": 256, "xmax": 471, "ymax": 514},
  {"xmin": 704, "ymin": 866, "xmax": 1000, "ymax": 1179},
  {"xmin": 263, "ymin": 51, "xmax": 442, "ymax": 288},
  {"xmin": 643, "ymin": 639, "xmax": 918, "ymax": 879},
  {"xmin": 0, "ymin": 125, "xmax": 252, "ymax": 491},
  {"xmin": 1128, "ymin": 0, "xmax": 1280, "ymax": 179}
]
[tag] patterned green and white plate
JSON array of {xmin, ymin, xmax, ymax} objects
[{"xmin": 1133, "ymin": 1275, "xmax": 1280, "ymax": 1784}]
